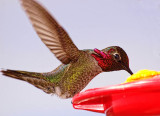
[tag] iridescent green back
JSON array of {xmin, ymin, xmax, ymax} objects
[{"xmin": 43, "ymin": 50, "xmax": 102, "ymax": 97}]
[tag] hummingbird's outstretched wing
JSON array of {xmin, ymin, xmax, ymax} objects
[{"xmin": 20, "ymin": 0, "xmax": 80, "ymax": 64}]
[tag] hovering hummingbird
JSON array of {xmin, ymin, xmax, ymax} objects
[{"xmin": 1, "ymin": 0, "xmax": 133, "ymax": 98}]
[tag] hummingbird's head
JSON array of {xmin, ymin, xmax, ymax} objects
[{"xmin": 91, "ymin": 46, "xmax": 133, "ymax": 75}]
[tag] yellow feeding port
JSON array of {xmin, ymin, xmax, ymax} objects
[{"xmin": 125, "ymin": 69, "xmax": 160, "ymax": 83}]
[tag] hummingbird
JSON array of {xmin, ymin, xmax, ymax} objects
[{"xmin": 1, "ymin": 0, "xmax": 133, "ymax": 99}]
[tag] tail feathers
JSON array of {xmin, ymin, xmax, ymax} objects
[{"xmin": 1, "ymin": 69, "xmax": 55, "ymax": 94}]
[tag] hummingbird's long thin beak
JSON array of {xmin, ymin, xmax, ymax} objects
[
  {"xmin": 122, "ymin": 65, "xmax": 133, "ymax": 75},
  {"xmin": 126, "ymin": 68, "xmax": 133, "ymax": 75}
]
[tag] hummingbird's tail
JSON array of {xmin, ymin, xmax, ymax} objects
[{"xmin": 1, "ymin": 69, "xmax": 55, "ymax": 94}]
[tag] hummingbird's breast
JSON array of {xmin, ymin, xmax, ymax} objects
[{"xmin": 54, "ymin": 49, "xmax": 103, "ymax": 98}]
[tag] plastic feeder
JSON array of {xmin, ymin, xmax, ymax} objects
[{"xmin": 72, "ymin": 74, "xmax": 160, "ymax": 116}]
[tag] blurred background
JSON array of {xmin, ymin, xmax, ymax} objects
[{"xmin": 0, "ymin": 0, "xmax": 160, "ymax": 116}]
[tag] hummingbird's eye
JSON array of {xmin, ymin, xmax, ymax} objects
[{"xmin": 114, "ymin": 53, "xmax": 121, "ymax": 62}]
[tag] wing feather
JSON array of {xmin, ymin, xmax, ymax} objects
[{"xmin": 20, "ymin": 0, "xmax": 80, "ymax": 64}]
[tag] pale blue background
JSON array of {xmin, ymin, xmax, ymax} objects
[{"xmin": 0, "ymin": 0, "xmax": 160, "ymax": 116}]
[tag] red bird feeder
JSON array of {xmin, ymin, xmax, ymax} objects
[{"xmin": 72, "ymin": 75, "xmax": 160, "ymax": 116}]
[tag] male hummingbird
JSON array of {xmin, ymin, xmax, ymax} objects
[{"xmin": 1, "ymin": 0, "xmax": 133, "ymax": 98}]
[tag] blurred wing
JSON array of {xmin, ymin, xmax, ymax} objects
[{"xmin": 21, "ymin": 0, "xmax": 80, "ymax": 64}]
